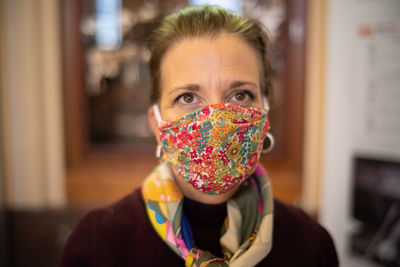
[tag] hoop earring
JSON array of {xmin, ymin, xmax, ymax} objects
[
  {"xmin": 262, "ymin": 133, "xmax": 275, "ymax": 154},
  {"xmin": 156, "ymin": 144, "xmax": 162, "ymax": 160}
]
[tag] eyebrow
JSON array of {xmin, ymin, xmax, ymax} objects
[
  {"xmin": 168, "ymin": 84, "xmax": 200, "ymax": 96},
  {"xmin": 229, "ymin": 81, "xmax": 258, "ymax": 89},
  {"xmin": 168, "ymin": 80, "xmax": 258, "ymax": 96}
]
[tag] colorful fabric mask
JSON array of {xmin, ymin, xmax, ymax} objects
[
  {"xmin": 142, "ymin": 162, "xmax": 274, "ymax": 267},
  {"xmin": 156, "ymin": 103, "xmax": 270, "ymax": 195}
]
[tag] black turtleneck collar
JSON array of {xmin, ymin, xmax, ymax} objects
[
  {"xmin": 182, "ymin": 197, "xmax": 227, "ymax": 257},
  {"xmin": 183, "ymin": 197, "xmax": 227, "ymax": 227}
]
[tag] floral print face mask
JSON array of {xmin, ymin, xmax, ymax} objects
[{"xmin": 154, "ymin": 103, "xmax": 270, "ymax": 195}]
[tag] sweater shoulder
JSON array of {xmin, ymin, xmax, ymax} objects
[
  {"xmin": 87, "ymin": 188, "xmax": 144, "ymax": 228},
  {"xmin": 270, "ymin": 199, "xmax": 339, "ymax": 266},
  {"xmin": 274, "ymin": 199, "xmax": 317, "ymax": 227},
  {"xmin": 273, "ymin": 198, "xmax": 330, "ymax": 241},
  {"xmin": 60, "ymin": 188, "xmax": 148, "ymax": 267}
]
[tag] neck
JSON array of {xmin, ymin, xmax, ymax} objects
[{"xmin": 171, "ymin": 165, "xmax": 239, "ymax": 204}]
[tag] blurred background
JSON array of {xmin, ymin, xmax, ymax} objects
[{"xmin": 0, "ymin": 0, "xmax": 399, "ymax": 266}]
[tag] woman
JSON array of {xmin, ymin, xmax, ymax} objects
[{"xmin": 61, "ymin": 5, "xmax": 338, "ymax": 267}]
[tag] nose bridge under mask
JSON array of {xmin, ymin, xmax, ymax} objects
[{"xmin": 152, "ymin": 97, "xmax": 269, "ymax": 126}]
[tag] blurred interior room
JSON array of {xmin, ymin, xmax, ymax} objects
[{"xmin": 0, "ymin": 0, "xmax": 399, "ymax": 266}]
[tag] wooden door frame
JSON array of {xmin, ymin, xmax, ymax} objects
[{"xmin": 60, "ymin": 0, "xmax": 307, "ymax": 207}]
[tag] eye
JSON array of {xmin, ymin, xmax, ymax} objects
[
  {"xmin": 176, "ymin": 93, "xmax": 198, "ymax": 104},
  {"xmin": 229, "ymin": 90, "xmax": 253, "ymax": 103},
  {"xmin": 234, "ymin": 92, "xmax": 247, "ymax": 101}
]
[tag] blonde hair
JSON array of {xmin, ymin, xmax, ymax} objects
[{"xmin": 148, "ymin": 5, "xmax": 272, "ymax": 103}]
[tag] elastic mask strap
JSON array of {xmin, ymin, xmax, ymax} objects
[
  {"xmin": 153, "ymin": 104, "xmax": 163, "ymax": 160},
  {"xmin": 153, "ymin": 104, "xmax": 162, "ymax": 125},
  {"xmin": 263, "ymin": 97, "xmax": 270, "ymax": 111}
]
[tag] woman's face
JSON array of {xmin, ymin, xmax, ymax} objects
[
  {"xmin": 149, "ymin": 32, "xmax": 266, "ymax": 202},
  {"xmin": 158, "ymin": 32, "xmax": 264, "ymax": 122}
]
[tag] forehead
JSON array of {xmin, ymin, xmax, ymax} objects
[{"xmin": 160, "ymin": 32, "xmax": 261, "ymax": 89}]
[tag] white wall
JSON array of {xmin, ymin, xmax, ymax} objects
[
  {"xmin": 0, "ymin": 0, "xmax": 66, "ymax": 209},
  {"xmin": 320, "ymin": 0, "xmax": 400, "ymax": 266}
]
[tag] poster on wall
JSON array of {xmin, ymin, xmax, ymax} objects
[
  {"xmin": 350, "ymin": 11, "xmax": 400, "ymax": 159},
  {"xmin": 348, "ymin": 2, "xmax": 400, "ymax": 266}
]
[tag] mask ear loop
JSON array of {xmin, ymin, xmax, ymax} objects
[
  {"xmin": 263, "ymin": 96, "xmax": 270, "ymax": 111},
  {"xmin": 152, "ymin": 104, "xmax": 163, "ymax": 160},
  {"xmin": 152, "ymin": 104, "xmax": 162, "ymax": 125}
]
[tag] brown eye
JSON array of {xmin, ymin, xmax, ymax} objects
[
  {"xmin": 228, "ymin": 90, "xmax": 254, "ymax": 105},
  {"xmin": 235, "ymin": 92, "xmax": 246, "ymax": 101},
  {"xmin": 182, "ymin": 93, "xmax": 194, "ymax": 103},
  {"xmin": 175, "ymin": 92, "xmax": 200, "ymax": 106}
]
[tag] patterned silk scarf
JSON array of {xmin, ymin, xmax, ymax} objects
[{"xmin": 141, "ymin": 162, "xmax": 274, "ymax": 267}]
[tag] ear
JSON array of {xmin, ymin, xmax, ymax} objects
[{"xmin": 148, "ymin": 106, "xmax": 160, "ymax": 143}]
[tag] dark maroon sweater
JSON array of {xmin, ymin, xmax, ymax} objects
[{"xmin": 60, "ymin": 188, "xmax": 338, "ymax": 266}]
